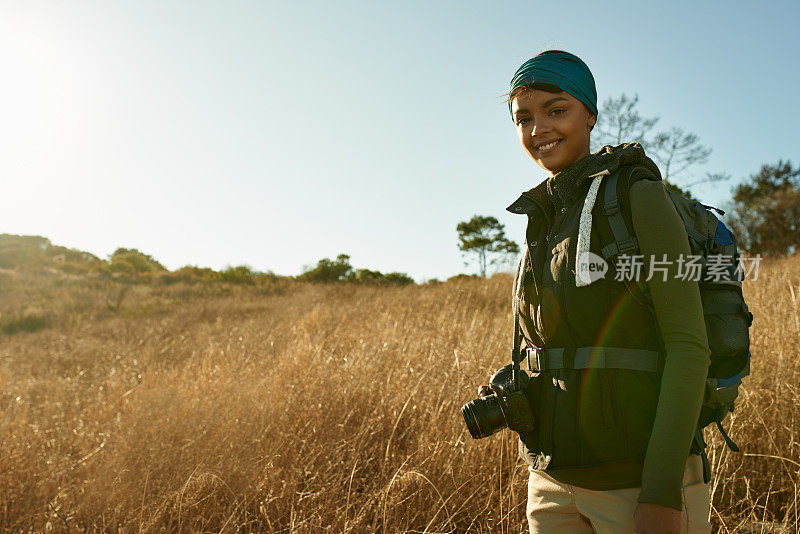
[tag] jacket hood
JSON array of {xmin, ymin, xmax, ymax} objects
[{"xmin": 507, "ymin": 142, "xmax": 662, "ymax": 218}]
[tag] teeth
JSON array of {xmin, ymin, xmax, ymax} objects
[{"xmin": 538, "ymin": 140, "xmax": 559, "ymax": 151}]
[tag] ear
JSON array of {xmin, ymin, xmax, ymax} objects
[{"xmin": 588, "ymin": 113, "xmax": 597, "ymax": 129}]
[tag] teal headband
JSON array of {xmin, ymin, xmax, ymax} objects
[{"xmin": 508, "ymin": 51, "xmax": 598, "ymax": 120}]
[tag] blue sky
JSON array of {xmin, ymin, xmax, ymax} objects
[{"xmin": 1, "ymin": 1, "xmax": 797, "ymax": 281}]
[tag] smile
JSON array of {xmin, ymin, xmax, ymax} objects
[{"xmin": 536, "ymin": 140, "xmax": 562, "ymax": 154}]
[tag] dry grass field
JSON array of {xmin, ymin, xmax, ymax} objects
[{"xmin": 0, "ymin": 255, "xmax": 798, "ymax": 532}]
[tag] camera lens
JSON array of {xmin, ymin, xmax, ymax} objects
[{"xmin": 461, "ymin": 394, "xmax": 507, "ymax": 439}]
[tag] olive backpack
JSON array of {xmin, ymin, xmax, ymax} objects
[{"xmin": 597, "ymin": 164, "xmax": 754, "ymax": 483}]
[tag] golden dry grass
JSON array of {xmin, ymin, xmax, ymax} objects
[{"xmin": 0, "ymin": 256, "xmax": 798, "ymax": 532}]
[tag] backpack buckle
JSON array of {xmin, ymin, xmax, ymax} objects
[
  {"xmin": 527, "ymin": 348, "xmax": 548, "ymax": 372},
  {"xmin": 602, "ymin": 199, "xmax": 620, "ymax": 216},
  {"xmin": 618, "ymin": 237, "xmax": 638, "ymax": 252}
]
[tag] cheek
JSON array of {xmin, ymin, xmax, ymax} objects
[{"xmin": 517, "ymin": 128, "xmax": 529, "ymax": 146}]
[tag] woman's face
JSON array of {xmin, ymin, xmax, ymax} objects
[{"xmin": 511, "ymin": 89, "xmax": 596, "ymax": 176}]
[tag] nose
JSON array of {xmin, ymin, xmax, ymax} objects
[{"xmin": 530, "ymin": 115, "xmax": 551, "ymax": 137}]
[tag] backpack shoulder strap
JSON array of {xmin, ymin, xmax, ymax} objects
[
  {"xmin": 597, "ymin": 165, "xmax": 664, "ymax": 334},
  {"xmin": 599, "ymin": 164, "xmax": 660, "ymax": 262}
]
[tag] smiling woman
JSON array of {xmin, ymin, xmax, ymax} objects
[{"xmin": 472, "ymin": 49, "xmax": 715, "ymax": 534}]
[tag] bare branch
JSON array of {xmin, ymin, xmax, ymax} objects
[
  {"xmin": 592, "ymin": 93, "xmax": 660, "ymax": 149},
  {"xmin": 683, "ymin": 172, "xmax": 731, "ymax": 189},
  {"xmin": 649, "ymin": 126, "xmax": 712, "ymax": 183}
]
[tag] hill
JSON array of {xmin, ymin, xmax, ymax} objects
[
  {"xmin": 0, "ymin": 234, "xmax": 419, "ymax": 336},
  {"xmin": 0, "ymin": 234, "xmax": 103, "ymax": 274}
]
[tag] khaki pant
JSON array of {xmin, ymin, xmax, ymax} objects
[{"xmin": 526, "ymin": 455, "xmax": 712, "ymax": 533}]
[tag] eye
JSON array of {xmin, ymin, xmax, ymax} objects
[
  {"xmin": 550, "ymin": 108, "xmax": 565, "ymax": 116},
  {"xmin": 516, "ymin": 116, "xmax": 532, "ymax": 126}
]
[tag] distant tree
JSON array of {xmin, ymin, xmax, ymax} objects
[
  {"xmin": 725, "ymin": 160, "xmax": 800, "ymax": 257},
  {"xmin": 109, "ymin": 248, "xmax": 165, "ymax": 274},
  {"xmin": 352, "ymin": 268, "xmax": 384, "ymax": 284},
  {"xmin": 352, "ymin": 269, "xmax": 414, "ymax": 285},
  {"xmin": 220, "ymin": 265, "xmax": 257, "ymax": 284},
  {"xmin": 298, "ymin": 255, "xmax": 414, "ymax": 285},
  {"xmin": 649, "ymin": 127, "xmax": 716, "ymax": 187},
  {"xmin": 297, "ymin": 254, "xmax": 354, "ymax": 283},
  {"xmin": 382, "ymin": 272, "xmax": 415, "ymax": 286},
  {"xmin": 456, "ymin": 215, "xmax": 520, "ymax": 277},
  {"xmin": 591, "ymin": 93, "xmax": 724, "ymax": 200},
  {"xmin": 172, "ymin": 265, "xmax": 222, "ymax": 284},
  {"xmin": 447, "ymin": 273, "xmax": 480, "ymax": 282},
  {"xmin": 592, "ymin": 93, "xmax": 660, "ymax": 149}
]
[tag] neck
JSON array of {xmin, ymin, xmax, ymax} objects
[{"xmin": 546, "ymin": 145, "xmax": 591, "ymax": 177}]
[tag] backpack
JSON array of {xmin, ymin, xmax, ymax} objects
[{"xmin": 597, "ymin": 164, "xmax": 754, "ymax": 483}]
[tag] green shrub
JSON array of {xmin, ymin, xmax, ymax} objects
[
  {"xmin": 298, "ymin": 255, "xmax": 415, "ymax": 286},
  {"xmin": 447, "ymin": 273, "xmax": 480, "ymax": 282},
  {"xmin": 220, "ymin": 265, "xmax": 257, "ymax": 285},
  {"xmin": 297, "ymin": 254, "xmax": 354, "ymax": 283},
  {"xmin": 352, "ymin": 268, "xmax": 384, "ymax": 284},
  {"xmin": 0, "ymin": 312, "xmax": 50, "ymax": 334},
  {"xmin": 110, "ymin": 248, "xmax": 166, "ymax": 274},
  {"xmin": 382, "ymin": 272, "xmax": 414, "ymax": 285}
]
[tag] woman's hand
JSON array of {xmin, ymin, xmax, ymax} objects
[
  {"xmin": 633, "ymin": 502, "xmax": 681, "ymax": 534},
  {"xmin": 477, "ymin": 385, "xmax": 493, "ymax": 397}
]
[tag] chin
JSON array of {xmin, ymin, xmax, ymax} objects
[{"xmin": 539, "ymin": 159, "xmax": 565, "ymax": 175}]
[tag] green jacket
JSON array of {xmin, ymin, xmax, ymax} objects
[{"xmin": 506, "ymin": 143, "xmax": 711, "ymax": 510}]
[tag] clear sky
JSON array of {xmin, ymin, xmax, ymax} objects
[{"xmin": 2, "ymin": 1, "xmax": 798, "ymax": 281}]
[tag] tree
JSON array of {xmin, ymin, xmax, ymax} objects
[
  {"xmin": 592, "ymin": 93, "xmax": 660, "ymax": 149},
  {"xmin": 298, "ymin": 255, "xmax": 415, "ymax": 285},
  {"xmin": 297, "ymin": 254, "xmax": 354, "ymax": 282},
  {"xmin": 109, "ymin": 247, "xmax": 165, "ymax": 274},
  {"xmin": 382, "ymin": 272, "xmax": 415, "ymax": 286},
  {"xmin": 649, "ymin": 127, "xmax": 710, "ymax": 184},
  {"xmin": 456, "ymin": 215, "xmax": 520, "ymax": 277},
  {"xmin": 725, "ymin": 160, "xmax": 800, "ymax": 257},
  {"xmin": 220, "ymin": 265, "xmax": 257, "ymax": 284},
  {"xmin": 591, "ymin": 93, "xmax": 724, "ymax": 199}
]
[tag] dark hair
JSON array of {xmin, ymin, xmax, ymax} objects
[{"xmin": 506, "ymin": 49, "xmax": 596, "ymax": 131}]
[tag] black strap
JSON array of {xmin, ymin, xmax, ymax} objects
[
  {"xmin": 598, "ymin": 166, "xmax": 667, "ymax": 359},
  {"xmin": 692, "ymin": 428, "xmax": 712, "ymax": 484},
  {"xmin": 715, "ymin": 420, "xmax": 740, "ymax": 453},
  {"xmin": 512, "ymin": 300, "xmax": 523, "ymax": 391},
  {"xmin": 701, "ymin": 203, "xmax": 725, "ymax": 216},
  {"xmin": 599, "ymin": 166, "xmax": 641, "ymax": 261}
]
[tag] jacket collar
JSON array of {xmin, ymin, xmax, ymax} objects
[{"xmin": 506, "ymin": 142, "xmax": 663, "ymax": 218}]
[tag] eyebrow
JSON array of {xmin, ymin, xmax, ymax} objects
[
  {"xmin": 514, "ymin": 96, "xmax": 569, "ymax": 117},
  {"xmin": 542, "ymin": 96, "xmax": 568, "ymax": 107}
]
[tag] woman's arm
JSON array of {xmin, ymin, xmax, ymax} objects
[{"xmin": 628, "ymin": 179, "xmax": 712, "ymax": 510}]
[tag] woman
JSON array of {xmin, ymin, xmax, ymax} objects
[{"xmin": 489, "ymin": 50, "xmax": 714, "ymax": 533}]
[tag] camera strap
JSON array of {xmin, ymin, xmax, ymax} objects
[
  {"xmin": 511, "ymin": 248, "xmax": 528, "ymax": 391},
  {"xmin": 512, "ymin": 296, "xmax": 523, "ymax": 392}
]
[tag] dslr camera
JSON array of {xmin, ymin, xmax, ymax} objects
[{"xmin": 461, "ymin": 363, "xmax": 536, "ymax": 439}]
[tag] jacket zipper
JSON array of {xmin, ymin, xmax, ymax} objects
[
  {"xmin": 523, "ymin": 196, "xmax": 561, "ymax": 461},
  {"xmin": 523, "ymin": 195, "xmax": 551, "ymax": 345}
]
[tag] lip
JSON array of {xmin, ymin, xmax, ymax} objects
[{"xmin": 535, "ymin": 139, "xmax": 562, "ymax": 154}]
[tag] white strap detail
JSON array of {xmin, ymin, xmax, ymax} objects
[
  {"xmin": 575, "ymin": 169, "xmax": 610, "ymax": 287},
  {"xmin": 513, "ymin": 246, "xmax": 528, "ymax": 317}
]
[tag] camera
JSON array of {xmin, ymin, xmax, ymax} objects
[{"xmin": 461, "ymin": 363, "xmax": 536, "ymax": 439}]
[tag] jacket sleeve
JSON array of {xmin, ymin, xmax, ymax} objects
[{"xmin": 628, "ymin": 179, "xmax": 712, "ymax": 510}]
